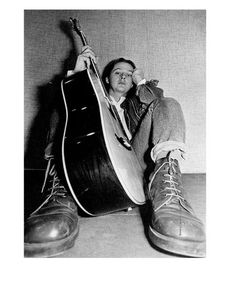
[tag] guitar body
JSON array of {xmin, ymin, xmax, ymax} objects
[{"xmin": 60, "ymin": 69, "xmax": 146, "ymax": 216}]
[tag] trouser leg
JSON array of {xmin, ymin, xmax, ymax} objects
[
  {"xmin": 132, "ymin": 97, "xmax": 186, "ymax": 171},
  {"xmin": 44, "ymin": 108, "xmax": 60, "ymax": 159}
]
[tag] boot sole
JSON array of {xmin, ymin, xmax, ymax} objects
[
  {"xmin": 149, "ymin": 225, "xmax": 205, "ymax": 257},
  {"xmin": 24, "ymin": 224, "xmax": 79, "ymax": 258}
]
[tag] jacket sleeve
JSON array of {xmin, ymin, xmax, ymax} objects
[{"xmin": 136, "ymin": 79, "xmax": 164, "ymax": 104}]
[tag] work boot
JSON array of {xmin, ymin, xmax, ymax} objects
[
  {"xmin": 148, "ymin": 152, "xmax": 205, "ymax": 257},
  {"xmin": 24, "ymin": 157, "xmax": 79, "ymax": 257}
]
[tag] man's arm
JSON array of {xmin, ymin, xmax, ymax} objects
[
  {"xmin": 132, "ymin": 68, "xmax": 164, "ymax": 104},
  {"xmin": 137, "ymin": 79, "xmax": 164, "ymax": 104}
]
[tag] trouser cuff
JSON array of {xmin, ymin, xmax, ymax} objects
[{"xmin": 151, "ymin": 141, "xmax": 186, "ymax": 163}]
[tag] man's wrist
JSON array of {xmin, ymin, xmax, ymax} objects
[
  {"xmin": 66, "ymin": 70, "xmax": 75, "ymax": 77},
  {"xmin": 137, "ymin": 79, "xmax": 146, "ymax": 86}
]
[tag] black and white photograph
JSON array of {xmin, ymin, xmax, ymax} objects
[
  {"xmin": 2, "ymin": 2, "xmax": 236, "ymax": 291},
  {"xmin": 24, "ymin": 9, "xmax": 206, "ymax": 258}
]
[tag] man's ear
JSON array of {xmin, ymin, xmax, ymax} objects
[{"xmin": 105, "ymin": 77, "xmax": 109, "ymax": 84}]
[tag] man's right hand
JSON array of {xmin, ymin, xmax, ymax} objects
[{"xmin": 73, "ymin": 45, "xmax": 97, "ymax": 73}]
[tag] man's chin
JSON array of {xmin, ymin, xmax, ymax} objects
[
  {"xmin": 117, "ymin": 85, "xmax": 129, "ymax": 92},
  {"xmin": 117, "ymin": 89, "xmax": 129, "ymax": 95}
]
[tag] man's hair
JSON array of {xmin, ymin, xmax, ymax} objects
[{"xmin": 102, "ymin": 57, "xmax": 137, "ymax": 96}]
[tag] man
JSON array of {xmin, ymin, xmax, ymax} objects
[{"xmin": 24, "ymin": 45, "xmax": 205, "ymax": 257}]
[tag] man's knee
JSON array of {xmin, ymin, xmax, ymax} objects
[{"xmin": 151, "ymin": 97, "xmax": 183, "ymax": 115}]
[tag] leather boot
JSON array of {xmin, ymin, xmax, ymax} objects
[
  {"xmin": 148, "ymin": 152, "xmax": 205, "ymax": 257},
  {"xmin": 24, "ymin": 157, "xmax": 79, "ymax": 257}
]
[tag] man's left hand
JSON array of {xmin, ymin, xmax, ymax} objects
[{"xmin": 132, "ymin": 68, "xmax": 145, "ymax": 85}]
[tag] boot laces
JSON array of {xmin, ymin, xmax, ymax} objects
[
  {"xmin": 31, "ymin": 158, "xmax": 67, "ymax": 215},
  {"xmin": 41, "ymin": 158, "xmax": 66, "ymax": 196},
  {"xmin": 149, "ymin": 158, "xmax": 185, "ymax": 212}
]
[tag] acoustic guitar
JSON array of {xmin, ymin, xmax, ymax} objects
[{"xmin": 60, "ymin": 18, "xmax": 146, "ymax": 216}]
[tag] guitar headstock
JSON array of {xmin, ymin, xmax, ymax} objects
[
  {"xmin": 69, "ymin": 17, "xmax": 88, "ymax": 46},
  {"xmin": 69, "ymin": 18, "xmax": 81, "ymax": 33}
]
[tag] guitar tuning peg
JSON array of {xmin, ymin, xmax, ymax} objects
[{"xmin": 69, "ymin": 18, "xmax": 82, "ymax": 31}]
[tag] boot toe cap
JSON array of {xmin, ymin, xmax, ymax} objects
[
  {"xmin": 152, "ymin": 211, "xmax": 205, "ymax": 242},
  {"xmin": 24, "ymin": 214, "xmax": 77, "ymax": 244}
]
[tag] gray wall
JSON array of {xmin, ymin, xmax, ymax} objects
[{"xmin": 24, "ymin": 10, "xmax": 206, "ymax": 172}]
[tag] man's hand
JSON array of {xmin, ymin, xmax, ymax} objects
[
  {"xmin": 132, "ymin": 68, "xmax": 145, "ymax": 85},
  {"xmin": 73, "ymin": 45, "xmax": 97, "ymax": 72}
]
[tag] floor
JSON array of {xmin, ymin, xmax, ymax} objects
[{"xmin": 24, "ymin": 171, "xmax": 206, "ymax": 258}]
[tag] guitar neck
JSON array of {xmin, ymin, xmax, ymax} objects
[
  {"xmin": 72, "ymin": 19, "xmax": 124, "ymax": 104},
  {"xmin": 72, "ymin": 21, "xmax": 102, "ymax": 81}
]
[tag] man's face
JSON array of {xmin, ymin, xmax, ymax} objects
[{"xmin": 107, "ymin": 62, "xmax": 134, "ymax": 97}]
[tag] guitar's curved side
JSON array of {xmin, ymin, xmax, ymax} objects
[
  {"xmin": 87, "ymin": 70, "xmax": 146, "ymax": 204},
  {"xmin": 61, "ymin": 70, "xmax": 146, "ymax": 216}
]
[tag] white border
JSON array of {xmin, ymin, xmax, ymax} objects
[{"xmin": 3, "ymin": 2, "xmax": 236, "ymax": 291}]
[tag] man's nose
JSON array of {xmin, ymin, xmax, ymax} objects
[{"xmin": 120, "ymin": 73, "xmax": 126, "ymax": 79}]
